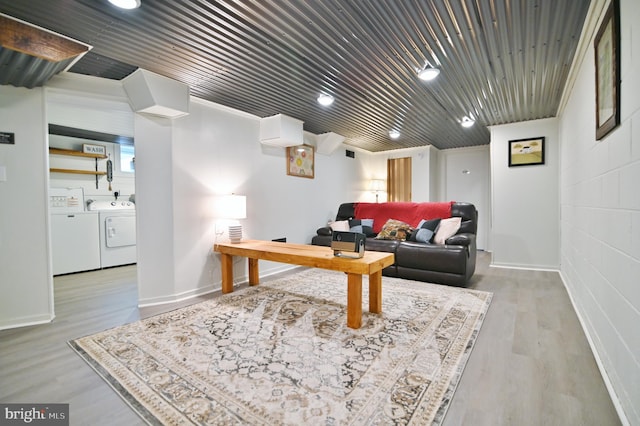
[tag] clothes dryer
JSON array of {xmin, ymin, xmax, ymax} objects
[{"xmin": 88, "ymin": 200, "xmax": 136, "ymax": 268}]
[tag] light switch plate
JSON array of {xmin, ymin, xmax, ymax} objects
[{"xmin": 0, "ymin": 165, "xmax": 6, "ymax": 182}]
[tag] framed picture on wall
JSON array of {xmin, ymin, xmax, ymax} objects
[
  {"xmin": 286, "ymin": 144, "xmax": 314, "ymax": 178},
  {"xmin": 594, "ymin": 0, "xmax": 620, "ymax": 140},
  {"xmin": 508, "ymin": 137, "xmax": 545, "ymax": 167}
]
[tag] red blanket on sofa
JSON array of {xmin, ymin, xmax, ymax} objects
[{"xmin": 354, "ymin": 201, "xmax": 454, "ymax": 233}]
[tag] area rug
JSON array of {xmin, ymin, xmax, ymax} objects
[{"xmin": 70, "ymin": 269, "xmax": 492, "ymax": 425}]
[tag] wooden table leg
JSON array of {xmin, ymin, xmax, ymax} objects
[
  {"xmin": 248, "ymin": 258, "xmax": 259, "ymax": 285},
  {"xmin": 369, "ymin": 270, "xmax": 382, "ymax": 314},
  {"xmin": 347, "ymin": 273, "xmax": 363, "ymax": 329},
  {"xmin": 220, "ymin": 253, "xmax": 234, "ymax": 293}
]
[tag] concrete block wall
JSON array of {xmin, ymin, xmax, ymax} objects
[{"xmin": 559, "ymin": 0, "xmax": 640, "ymax": 423}]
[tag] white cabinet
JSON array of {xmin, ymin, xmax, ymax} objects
[{"xmin": 51, "ymin": 212, "xmax": 100, "ymax": 275}]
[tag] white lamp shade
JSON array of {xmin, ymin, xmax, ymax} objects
[
  {"xmin": 213, "ymin": 195, "xmax": 246, "ymax": 219},
  {"xmin": 370, "ymin": 179, "xmax": 385, "ymax": 192}
]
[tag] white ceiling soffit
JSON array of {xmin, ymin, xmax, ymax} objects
[
  {"xmin": 122, "ymin": 69, "xmax": 190, "ymax": 119},
  {"xmin": 260, "ymin": 114, "xmax": 304, "ymax": 147}
]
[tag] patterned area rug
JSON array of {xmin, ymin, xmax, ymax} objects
[{"xmin": 70, "ymin": 269, "xmax": 492, "ymax": 425}]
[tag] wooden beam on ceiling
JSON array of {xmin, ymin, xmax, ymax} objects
[{"xmin": 0, "ymin": 14, "xmax": 89, "ymax": 62}]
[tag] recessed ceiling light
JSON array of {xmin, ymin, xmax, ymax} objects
[
  {"xmin": 317, "ymin": 93, "xmax": 334, "ymax": 106},
  {"xmin": 418, "ymin": 65, "xmax": 440, "ymax": 81},
  {"xmin": 461, "ymin": 117, "xmax": 475, "ymax": 128},
  {"xmin": 389, "ymin": 130, "xmax": 400, "ymax": 139},
  {"xmin": 108, "ymin": 0, "xmax": 141, "ymax": 10}
]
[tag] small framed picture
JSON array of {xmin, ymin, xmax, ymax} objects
[
  {"xmin": 0, "ymin": 132, "xmax": 15, "ymax": 145},
  {"xmin": 508, "ymin": 137, "xmax": 545, "ymax": 167},
  {"xmin": 286, "ymin": 144, "xmax": 314, "ymax": 178},
  {"xmin": 82, "ymin": 143, "xmax": 106, "ymax": 155}
]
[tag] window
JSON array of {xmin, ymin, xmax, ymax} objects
[{"xmin": 119, "ymin": 144, "xmax": 135, "ymax": 173}]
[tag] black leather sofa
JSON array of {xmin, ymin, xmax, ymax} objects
[{"xmin": 311, "ymin": 202, "xmax": 478, "ymax": 286}]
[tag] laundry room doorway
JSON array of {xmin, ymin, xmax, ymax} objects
[{"xmin": 48, "ymin": 124, "xmax": 137, "ymax": 278}]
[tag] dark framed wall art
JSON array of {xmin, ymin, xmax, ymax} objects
[
  {"xmin": 594, "ymin": 0, "xmax": 620, "ymax": 140},
  {"xmin": 508, "ymin": 137, "xmax": 545, "ymax": 167}
]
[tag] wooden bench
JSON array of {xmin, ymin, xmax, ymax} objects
[{"xmin": 213, "ymin": 240, "xmax": 395, "ymax": 329}]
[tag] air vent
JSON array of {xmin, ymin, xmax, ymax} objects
[
  {"xmin": 259, "ymin": 114, "xmax": 303, "ymax": 147},
  {"xmin": 315, "ymin": 132, "xmax": 345, "ymax": 155},
  {"xmin": 122, "ymin": 69, "xmax": 190, "ymax": 118}
]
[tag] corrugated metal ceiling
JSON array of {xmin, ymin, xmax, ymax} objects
[{"xmin": 0, "ymin": 0, "xmax": 590, "ymax": 152}]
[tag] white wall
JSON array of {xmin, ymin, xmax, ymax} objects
[
  {"xmin": 489, "ymin": 118, "xmax": 560, "ymax": 269},
  {"xmin": 136, "ymin": 98, "xmax": 367, "ymax": 305},
  {"xmin": 353, "ymin": 148, "xmax": 388, "ymax": 202},
  {"xmin": 439, "ymin": 146, "xmax": 491, "ymax": 250},
  {"xmin": 0, "ymin": 86, "xmax": 53, "ymax": 330},
  {"xmin": 135, "ymin": 113, "xmax": 176, "ymax": 304},
  {"xmin": 558, "ymin": 0, "xmax": 640, "ymax": 422}
]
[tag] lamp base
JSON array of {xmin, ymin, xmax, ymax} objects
[{"xmin": 228, "ymin": 225, "xmax": 243, "ymax": 243}]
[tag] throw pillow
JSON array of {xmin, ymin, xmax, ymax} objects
[
  {"xmin": 433, "ymin": 217, "xmax": 462, "ymax": 244},
  {"xmin": 349, "ymin": 218, "xmax": 375, "ymax": 237},
  {"xmin": 409, "ymin": 218, "xmax": 441, "ymax": 243},
  {"xmin": 316, "ymin": 227, "xmax": 332, "ymax": 236},
  {"xmin": 329, "ymin": 220, "xmax": 350, "ymax": 232},
  {"xmin": 374, "ymin": 219, "xmax": 413, "ymax": 241}
]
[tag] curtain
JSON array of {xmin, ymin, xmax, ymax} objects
[{"xmin": 387, "ymin": 157, "xmax": 412, "ymax": 201}]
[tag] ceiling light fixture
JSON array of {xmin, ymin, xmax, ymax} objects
[
  {"xmin": 108, "ymin": 0, "xmax": 141, "ymax": 9},
  {"xmin": 418, "ymin": 64, "xmax": 440, "ymax": 81},
  {"xmin": 389, "ymin": 130, "xmax": 400, "ymax": 139},
  {"xmin": 461, "ymin": 116, "xmax": 475, "ymax": 128},
  {"xmin": 317, "ymin": 93, "xmax": 334, "ymax": 106}
]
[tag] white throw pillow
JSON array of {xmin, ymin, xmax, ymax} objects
[
  {"xmin": 433, "ymin": 217, "xmax": 462, "ymax": 244},
  {"xmin": 329, "ymin": 220, "xmax": 350, "ymax": 232}
]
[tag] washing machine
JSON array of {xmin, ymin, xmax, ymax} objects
[
  {"xmin": 50, "ymin": 188, "xmax": 101, "ymax": 275},
  {"xmin": 88, "ymin": 199, "xmax": 137, "ymax": 268}
]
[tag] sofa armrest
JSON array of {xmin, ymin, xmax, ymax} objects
[
  {"xmin": 445, "ymin": 233, "xmax": 475, "ymax": 247},
  {"xmin": 316, "ymin": 226, "xmax": 332, "ymax": 236}
]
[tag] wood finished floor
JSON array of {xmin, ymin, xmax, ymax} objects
[{"xmin": 0, "ymin": 252, "xmax": 621, "ymax": 425}]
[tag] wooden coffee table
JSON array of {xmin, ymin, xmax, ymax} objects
[{"xmin": 213, "ymin": 240, "xmax": 395, "ymax": 329}]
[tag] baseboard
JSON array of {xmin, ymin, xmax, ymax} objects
[
  {"xmin": 489, "ymin": 262, "xmax": 559, "ymax": 272},
  {"xmin": 138, "ymin": 285, "xmax": 219, "ymax": 308},
  {"xmin": 138, "ymin": 264, "xmax": 301, "ymax": 308},
  {"xmin": 0, "ymin": 313, "xmax": 55, "ymax": 331},
  {"xmin": 558, "ymin": 271, "xmax": 630, "ymax": 426}
]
